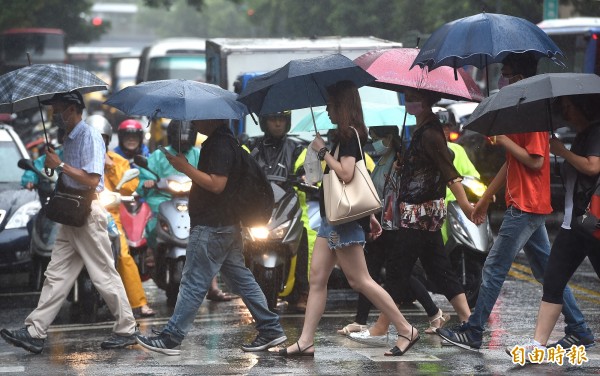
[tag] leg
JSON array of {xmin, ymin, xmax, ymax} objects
[
  {"xmin": 284, "ymin": 237, "xmax": 337, "ymax": 354},
  {"xmin": 24, "ymin": 225, "xmax": 84, "ymax": 339},
  {"xmin": 468, "ymin": 209, "xmax": 542, "ymax": 332},
  {"xmin": 355, "ymin": 236, "xmax": 386, "ymax": 324}
]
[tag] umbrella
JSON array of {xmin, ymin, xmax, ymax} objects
[
  {"xmin": 354, "ymin": 48, "xmax": 483, "ymax": 102},
  {"xmin": 463, "ymin": 73, "xmax": 600, "ymax": 136},
  {"xmin": 411, "ymin": 13, "xmax": 564, "ymax": 72},
  {"xmin": 104, "ymin": 79, "xmax": 248, "ymax": 121},
  {"xmin": 0, "ymin": 63, "xmax": 108, "ymax": 113},
  {"xmin": 291, "ymin": 103, "xmax": 416, "ymax": 133},
  {"xmin": 237, "ymin": 54, "xmax": 375, "ymax": 116}
]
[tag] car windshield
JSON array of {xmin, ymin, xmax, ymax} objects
[
  {"xmin": 0, "ymin": 136, "xmax": 25, "ymax": 184},
  {"xmin": 147, "ymin": 55, "xmax": 206, "ymax": 81}
]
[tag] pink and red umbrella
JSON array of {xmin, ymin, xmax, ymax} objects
[{"xmin": 354, "ymin": 48, "xmax": 483, "ymax": 102}]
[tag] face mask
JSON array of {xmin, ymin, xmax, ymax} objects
[
  {"xmin": 405, "ymin": 101, "xmax": 423, "ymax": 116},
  {"xmin": 372, "ymin": 139, "xmax": 389, "ymax": 154},
  {"xmin": 497, "ymin": 76, "xmax": 509, "ymax": 90}
]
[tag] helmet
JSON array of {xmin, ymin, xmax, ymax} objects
[
  {"xmin": 259, "ymin": 111, "xmax": 291, "ymax": 134},
  {"xmin": 88, "ymin": 115, "xmax": 112, "ymax": 147},
  {"xmin": 167, "ymin": 120, "xmax": 197, "ymax": 153},
  {"xmin": 117, "ymin": 119, "xmax": 144, "ymax": 154}
]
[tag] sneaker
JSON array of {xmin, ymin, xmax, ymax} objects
[
  {"xmin": 505, "ymin": 341, "xmax": 547, "ymax": 364},
  {"xmin": 136, "ymin": 332, "xmax": 181, "ymax": 356},
  {"xmin": 101, "ymin": 331, "xmax": 139, "ymax": 349},
  {"xmin": 436, "ymin": 322, "xmax": 482, "ymax": 351},
  {"xmin": 548, "ymin": 328, "xmax": 595, "ymax": 349},
  {"xmin": 348, "ymin": 329, "xmax": 390, "ymax": 347},
  {"xmin": 241, "ymin": 333, "xmax": 287, "ymax": 352},
  {"xmin": 0, "ymin": 327, "xmax": 45, "ymax": 354}
]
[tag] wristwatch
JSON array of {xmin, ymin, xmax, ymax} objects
[
  {"xmin": 317, "ymin": 147, "xmax": 329, "ymax": 161},
  {"xmin": 56, "ymin": 162, "xmax": 65, "ymax": 173}
]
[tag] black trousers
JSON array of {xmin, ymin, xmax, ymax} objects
[{"xmin": 542, "ymin": 226, "xmax": 600, "ymax": 304}]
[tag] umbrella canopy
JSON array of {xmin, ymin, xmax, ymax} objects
[
  {"xmin": 464, "ymin": 73, "xmax": 600, "ymax": 136},
  {"xmin": 0, "ymin": 64, "xmax": 107, "ymax": 113},
  {"xmin": 354, "ymin": 48, "xmax": 483, "ymax": 102},
  {"xmin": 237, "ymin": 53, "xmax": 375, "ymax": 115},
  {"xmin": 104, "ymin": 79, "xmax": 248, "ymax": 121},
  {"xmin": 291, "ymin": 103, "xmax": 416, "ymax": 133},
  {"xmin": 411, "ymin": 13, "xmax": 564, "ymax": 71}
]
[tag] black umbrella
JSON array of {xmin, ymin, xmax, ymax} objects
[
  {"xmin": 237, "ymin": 54, "xmax": 375, "ymax": 131},
  {"xmin": 464, "ymin": 73, "xmax": 600, "ymax": 136}
]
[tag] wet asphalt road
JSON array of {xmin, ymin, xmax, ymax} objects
[{"xmin": 0, "ymin": 220, "xmax": 599, "ymax": 375}]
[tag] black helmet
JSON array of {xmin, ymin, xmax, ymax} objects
[
  {"xmin": 259, "ymin": 111, "xmax": 291, "ymax": 134},
  {"xmin": 167, "ymin": 120, "xmax": 197, "ymax": 153}
]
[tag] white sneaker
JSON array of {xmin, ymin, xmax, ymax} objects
[{"xmin": 348, "ymin": 329, "xmax": 389, "ymax": 347}]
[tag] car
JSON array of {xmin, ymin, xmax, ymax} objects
[{"xmin": 0, "ymin": 124, "xmax": 39, "ymax": 273}]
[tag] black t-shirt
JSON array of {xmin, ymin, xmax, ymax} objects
[
  {"xmin": 189, "ymin": 125, "xmax": 241, "ymax": 227},
  {"xmin": 319, "ymin": 133, "xmax": 364, "ymax": 218}
]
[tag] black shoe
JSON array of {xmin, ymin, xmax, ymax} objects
[
  {"xmin": 241, "ymin": 333, "xmax": 287, "ymax": 352},
  {"xmin": 136, "ymin": 332, "xmax": 181, "ymax": 356},
  {"xmin": 101, "ymin": 331, "xmax": 139, "ymax": 349},
  {"xmin": 548, "ymin": 328, "xmax": 596, "ymax": 349},
  {"xmin": 1, "ymin": 327, "xmax": 45, "ymax": 354},
  {"xmin": 436, "ymin": 322, "xmax": 482, "ymax": 351}
]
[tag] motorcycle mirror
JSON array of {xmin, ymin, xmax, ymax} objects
[
  {"xmin": 18, "ymin": 158, "xmax": 35, "ymax": 171},
  {"xmin": 134, "ymin": 155, "xmax": 148, "ymax": 168},
  {"xmin": 116, "ymin": 168, "xmax": 140, "ymax": 191}
]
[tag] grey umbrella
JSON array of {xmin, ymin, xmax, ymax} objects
[{"xmin": 463, "ymin": 73, "xmax": 600, "ymax": 136}]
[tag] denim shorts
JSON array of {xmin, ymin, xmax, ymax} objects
[{"xmin": 317, "ymin": 217, "xmax": 366, "ymax": 250}]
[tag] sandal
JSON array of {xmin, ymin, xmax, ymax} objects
[
  {"xmin": 337, "ymin": 322, "xmax": 368, "ymax": 336},
  {"xmin": 133, "ymin": 305, "xmax": 156, "ymax": 318},
  {"xmin": 277, "ymin": 341, "xmax": 314, "ymax": 357},
  {"xmin": 206, "ymin": 289, "xmax": 235, "ymax": 302},
  {"xmin": 385, "ymin": 327, "xmax": 420, "ymax": 356},
  {"xmin": 424, "ymin": 309, "xmax": 450, "ymax": 334}
]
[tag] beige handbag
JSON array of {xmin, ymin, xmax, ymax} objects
[{"xmin": 323, "ymin": 127, "xmax": 382, "ymax": 225}]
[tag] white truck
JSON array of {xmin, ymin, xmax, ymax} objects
[{"xmin": 205, "ymin": 36, "xmax": 403, "ymax": 136}]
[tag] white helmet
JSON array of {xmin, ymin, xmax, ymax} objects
[{"xmin": 87, "ymin": 114, "xmax": 112, "ymax": 144}]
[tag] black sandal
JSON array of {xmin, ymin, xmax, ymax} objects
[
  {"xmin": 278, "ymin": 341, "xmax": 315, "ymax": 357},
  {"xmin": 385, "ymin": 327, "xmax": 420, "ymax": 356}
]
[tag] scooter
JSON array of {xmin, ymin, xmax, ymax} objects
[
  {"xmin": 18, "ymin": 159, "xmax": 57, "ymax": 291},
  {"xmin": 134, "ymin": 155, "xmax": 191, "ymax": 307},
  {"xmin": 442, "ymin": 175, "xmax": 493, "ymax": 308},
  {"xmin": 242, "ymin": 175, "xmax": 307, "ymax": 311},
  {"xmin": 119, "ymin": 194, "xmax": 152, "ymax": 281}
]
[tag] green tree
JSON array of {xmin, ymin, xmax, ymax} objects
[{"xmin": 0, "ymin": 0, "xmax": 108, "ymax": 46}]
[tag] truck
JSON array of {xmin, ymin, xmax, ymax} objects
[{"xmin": 205, "ymin": 36, "xmax": 403, "ymax": 136}]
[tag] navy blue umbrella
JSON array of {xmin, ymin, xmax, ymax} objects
[
  {"xmin": 104, "ymin": 79, "xmax": 248, "ymax": 121},
  {"xmin": 411, "ymin": 13, "xmax": 564, "ymax": 71},
  {"xmin": 237, "ymin": 54, "xmax": 375, "ymax": 116}
]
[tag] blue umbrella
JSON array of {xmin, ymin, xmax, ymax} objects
[
  {"xmin": 237, "ymin": 54, "xmax": 375, "ymax": 117},
  {"xmin": 104, "ymin": 79, "xmax": 248, "ymax": 121},
  {"xmin": 291, "ymin": 103, "xmax": 416, "ymax": 133},
  {"xmin": 411, "ymin": 13, "xmax": 564, "ymax": 71}
]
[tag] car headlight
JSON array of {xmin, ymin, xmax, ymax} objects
[
  {"xmin": 167, "ymin": 180, "xmax": 192, "ymax": 193},
  {"xmin": 5, "ymin": 201, "xmax": 41, "ymax": 229}
]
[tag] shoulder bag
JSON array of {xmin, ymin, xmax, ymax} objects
[
  {"xmin": 572, "ymin": 174, "xmax": 600, "ymax": 242},
  {"xmin": 323, "ymin": 127, "xmax": 382, "ymax": 225},
  {"xmin": 45, "ymin": 175, "xmax": 94, "ymax": 227}
]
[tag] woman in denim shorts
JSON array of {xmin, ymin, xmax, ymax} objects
[{"xmin": 278, "ymin": 81, "xmax": 418, "ymax": 358}]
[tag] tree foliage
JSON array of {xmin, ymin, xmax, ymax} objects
[{"xmin": 0, "ymin": 0, "xmax": 108, "ymax": 46}]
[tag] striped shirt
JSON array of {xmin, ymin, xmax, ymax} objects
[{"xmin": 61, "ymin": 120, "xmax": 105, "ymax": 192}]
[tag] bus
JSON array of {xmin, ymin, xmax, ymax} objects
[
  {"xmin": 0, "ymin": 28, "xmax": 67, "ymax": 75},
  {"xmin": 135, "ymin": 38, "xmax": 206, "ymax": 84},
  {"xmin": 537, "ymin": 17, "xmax": 600, "ymax": 75}
]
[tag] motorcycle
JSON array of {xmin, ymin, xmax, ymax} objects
[
  {"xmin": 242, "ymin": 175, "xmax": 308, "ymax": 311},
  {"xmin": 119, "ymin": 194, "xmax": 152, "ymax": 281},
  {"xmin": 134, "ymin": 155, "xmax": 191, "ymax": 307}
]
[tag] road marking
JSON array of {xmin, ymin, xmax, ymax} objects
[
  {"xmin": 0, "ymin": 366, "xmax": 25, "ymax": 373},
  {"xmin": 509, "ymin": 262, "xmax": 600, "ymax": 305},
  {"xmin": 354, "ymin": 348, "xmax": 440, "ymax": 362}
]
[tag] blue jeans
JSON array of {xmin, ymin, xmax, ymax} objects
[
  {"xmin": 468, "ymin": 207, "xmax": 588, "ymax": 334},
  {"xmin": 164, "ymin": 225, "xmax": 285, "ymax": 343}
]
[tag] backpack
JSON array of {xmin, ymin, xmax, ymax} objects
[{"xmin": 234, "ymin": 143, "xmax": 275, "ymax": 227}]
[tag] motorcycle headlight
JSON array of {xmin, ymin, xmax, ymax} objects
[
  {"xmin": 99, "ymin": 191, "xmax": 119, "ymax": 208},
  {"xmin": 176, "ymin": 203, "xmax": 188, "ymax": 212},
  {"xmin": 167, "ymin": 180, "xmax": 192, "ymax": 193},
  {"xmin": 462, "ymin": 179, "xmax": 487, "ymax": 198},
  {"xmin": 270, "ymin": 220, "xmax": 291, "ymax": 240},
  {"xmin": 5, "ymin": 201, "xmax": 41, "ymax": 229},
  {"xmin": 249, "ymin": 220, "xmax": 291, "ymax": 241},
  {"xmin": 249, "ymin": 226, "xmax": 269, "ymax": 240}
]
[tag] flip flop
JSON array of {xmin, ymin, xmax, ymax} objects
[{"xmin": 206, "ymin": 289, "xmax": 235, "ymax": 302}]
